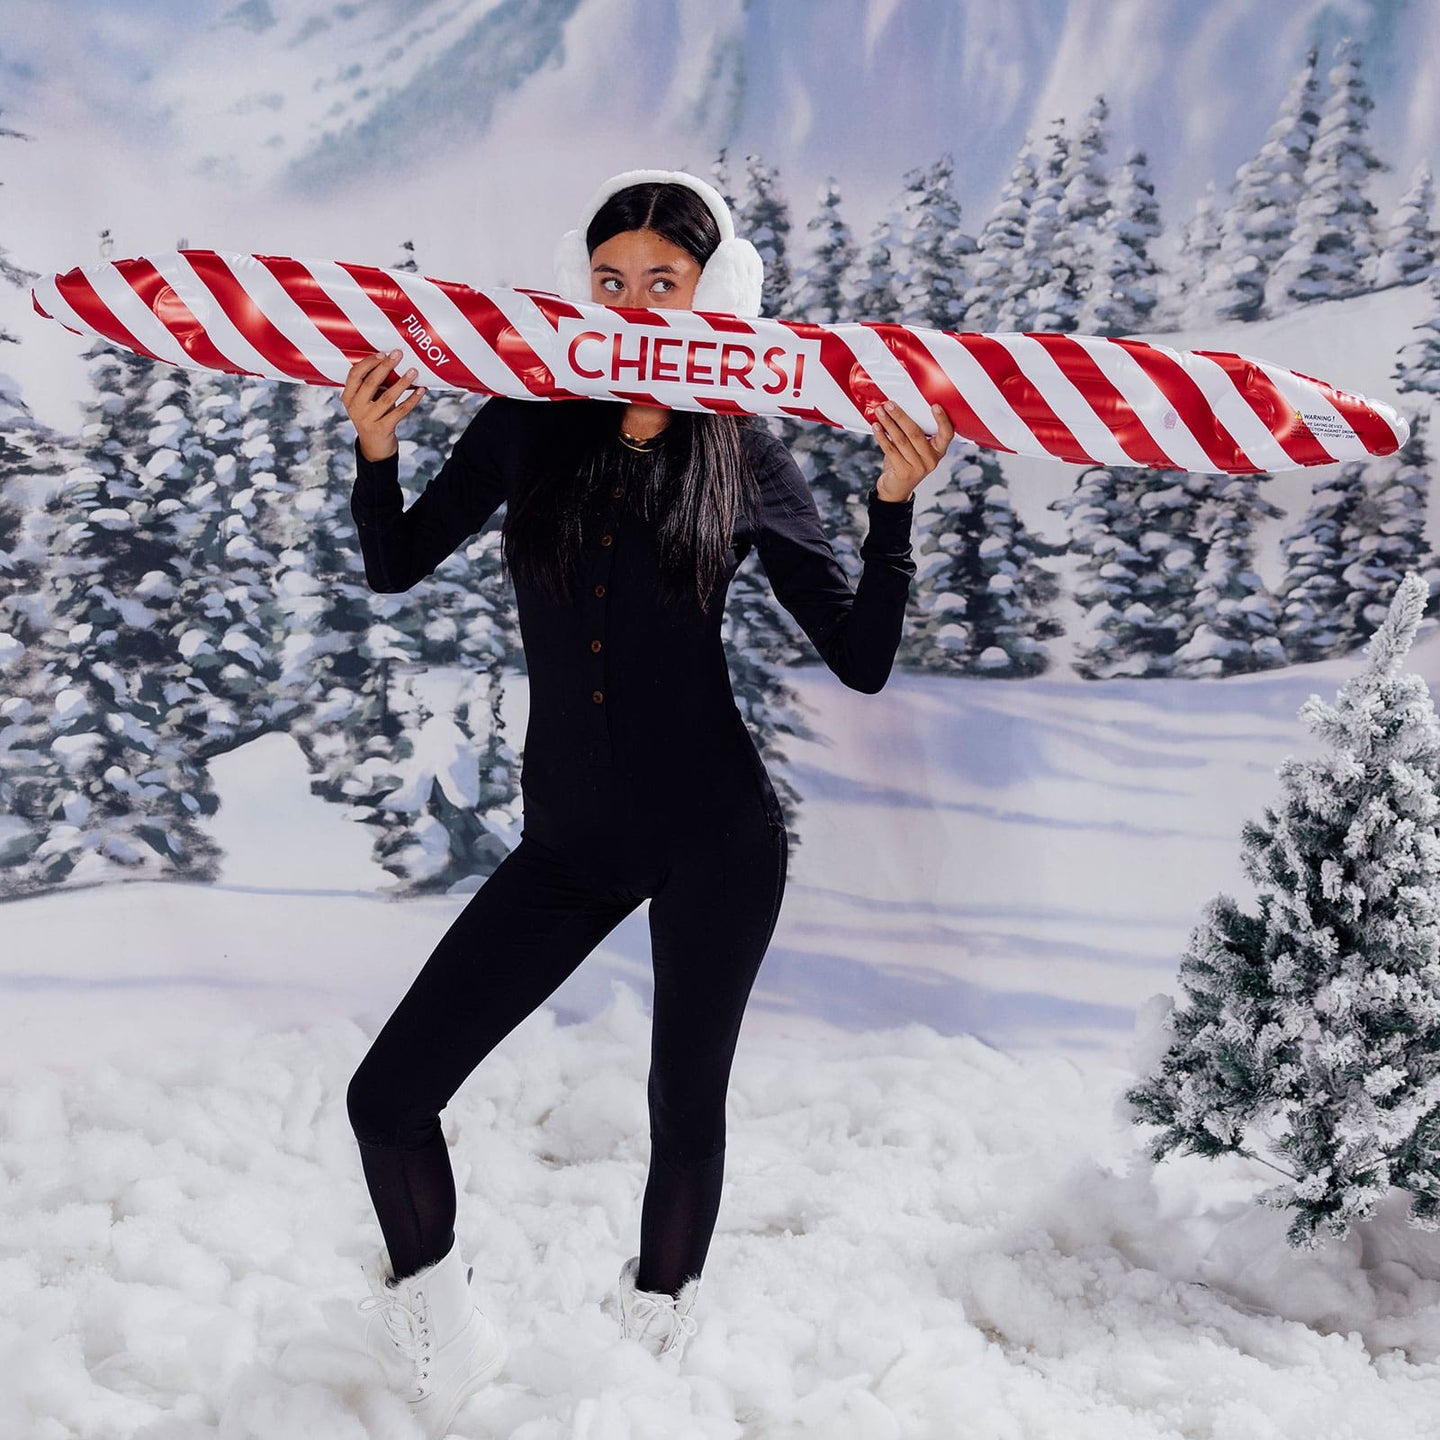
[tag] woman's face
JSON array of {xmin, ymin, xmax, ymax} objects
[{"xmin": 589, "ymin": 228, "xmax": 703, "ymax": 309}]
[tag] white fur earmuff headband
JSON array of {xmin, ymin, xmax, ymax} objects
[{"xmin": 553, "ymin": 168, "xmax": 765, "ymax": 316}]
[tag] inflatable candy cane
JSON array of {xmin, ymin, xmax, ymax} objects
[{"xmin": 32, "ymin": 250, "xmax": 1409, "ymax": 474}]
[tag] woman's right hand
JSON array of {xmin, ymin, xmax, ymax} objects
[{"xmin": 342, "ymin": 350, "xmax": 426, "ymax": 461}]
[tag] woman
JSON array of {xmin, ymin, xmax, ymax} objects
[{"xmin": 342, "ymin": 168, "xmax": 954, "ymax": 1431}]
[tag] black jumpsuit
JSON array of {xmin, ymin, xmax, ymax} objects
[{"xmin": 344, "ymin": 397, "xmax": 916, "ymax": 1295}]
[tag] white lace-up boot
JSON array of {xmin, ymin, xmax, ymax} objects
[
  {"xmin": 359, "ymin": 1238, "xmax": 506, "ymax": 1437},
  {"xmin": 609, "ymin": 1255, "xmax": 702, "ymax": 1361}
]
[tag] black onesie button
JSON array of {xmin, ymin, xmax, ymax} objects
[
  {"xmin": 600, "ymin": 534, "xmax": 614, "ymax": 547},
  {"xmin": 611, "ymin": 485, "xmax": 624, "ymax": 499},
  {"xmin": 594, "ymin": 584, "xmax": 606, "ymax": 598},
  {"xmin": 592, "ymin": 690, "xmax": 604, "ymax": 704},
  {"xmin": 590, "ymin": 639, "xmax": 602, "ymax": 653}
]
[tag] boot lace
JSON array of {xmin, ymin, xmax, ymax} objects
[
  {"xmin": 360, "ymin": 1285, "xmax": 433, "ymax": 1399},
  {"xmin": 628, "ymin": 1290, "xmax": 699, "ymax": 1353}
]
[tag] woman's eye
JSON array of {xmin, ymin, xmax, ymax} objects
[
  {"xmin": 652, "ymin": 279, "xmax": 674, "ymax": 293},
  {"xmin": 599, "ymin": 277, "xmax": 622, "ymax": 292}
]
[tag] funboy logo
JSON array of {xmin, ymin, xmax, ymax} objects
[
  {"xmin": 401, "ymin": 312, "xmax": 449, "ymax": 367},
  {"xmin": 558, "ymin": 318, "xmax": 815, "ymax": 400}
]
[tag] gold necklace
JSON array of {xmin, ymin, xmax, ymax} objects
[{"xmin": 618, "ymin": 426, "xmax": 665, "ymax": 453}]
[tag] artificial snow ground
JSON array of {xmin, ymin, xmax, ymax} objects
[{"xmin": 7, "ymin": 658, "xmax": 1440, "ymax": 1438}]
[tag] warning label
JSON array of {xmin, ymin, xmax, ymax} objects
[{"xmin": 1300, "ymin": 411, "xmax": 1356, "ymax": 441}]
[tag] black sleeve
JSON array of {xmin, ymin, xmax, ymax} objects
[
  {"xmin": 750, "ymin": 435, "xmax": 916, "ymax": 694},
  {"xmin": 349, "ymin": 399, "xmax": 515, "ymax": 593}
]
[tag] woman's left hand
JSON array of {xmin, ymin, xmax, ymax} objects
[{"xmin": 873, "ymin": 402, "xmax": 956, "ymax": 502}]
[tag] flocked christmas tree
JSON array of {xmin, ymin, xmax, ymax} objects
[{"xmin": 1126, "ymin": 572, "xmax": 1440, "ymax": 1246}]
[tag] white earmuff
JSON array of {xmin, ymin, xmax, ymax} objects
[{"xmin": 553, "ymin": 168, "xmax": 764, "ymax": 316}]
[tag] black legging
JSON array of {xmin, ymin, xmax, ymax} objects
[{"xmin": 346, "ymin": 795, "xmax": 788, "ymax": 1296}]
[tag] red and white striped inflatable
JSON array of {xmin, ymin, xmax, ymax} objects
[{"xmin": 33, "ymin": 249, "xmax": 1409, "ymax": 474}]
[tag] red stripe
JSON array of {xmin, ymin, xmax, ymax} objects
[
  {"xmin": 958, "ymin": 335, "xmax": 1095, "ymax": 463},
  {"xmin": 119, "ymin": 259, "xmax": 258, "ymax": 376},
  {"xmin": 611, "ymin": 390, "xmax": 668, "ymax": 408},
  {"xmin": 611, "ymin": 305, "xmax": 669, "ymax": 327},
  {"xmin": 333, "ymin": 261, "xmax": 492, "ymax": 393},
  {"xmin": 437, "ymin": 282, "xmax": 573, "ymax": 398},
  {"xmin": 1289, "ymin": 365, "xmax": 1403, "ymax": 457},
  {"xmin": 776, "ymin": 318, "xmax": 885, "ymax": 428},
  {"xmin": 55, "ymin": 269, "xmax": 172, "ymax": 364},
  {"xmin": 865, "ymin": 323, "xmax": 1014, "ymax": 455},
  {"xmin": 516, "ymin": 290, "xmax": 586, "ymax": 328},
  {"xmin": 1029, "ymin": 334, "xmax": 1179, "ymax": 468},
  {"xmin": 1109, "ymin": 338, "xmax": 1257, "ymax": 474},
  {"xmin": 31, "ymin": 292, "xmax": 52, "ymax": 319},
  {"xmin": 695, "ymin": 395, "xmax": 753, "ymax": 416},
  {"xmin": 779, "ymin": 405, "xmax": 843, "ymax": 426},
  {"xmin": 180, "ymin": 251, "xmax": 335, "ymax": 384},
  {"xmin": 1193, "ymin": 350, "xmax": 1331, "ymax": 468},
  {"xmin": 700, "ymin": 312, "xmax": 758, "ymax": 334},
  {"xmin": 257, "ymin": 255, "xmax": 387, "ymax": 373}
]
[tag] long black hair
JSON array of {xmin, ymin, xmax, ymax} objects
[{"xmin": 502, "ymin": 182, "xmax": 760, "ymax": 614}]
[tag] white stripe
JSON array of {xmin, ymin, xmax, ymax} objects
[
  {"xmin": 485, "ymin": 286, "xmax": 581, "ymax": 389},
  {"xmin": 841, "ymin": 325, "xmax": 941, "ymax": 434},
  {"xmin": 1065, "ymin": 336, "xmax": 1218, "ymax": 473},
  {"xmin": 218, "ymin": 255, "xmax": 357, "ymax": 386},
  {"xmin": 1246, "ymin": 358, "xmax": 1362, "ymax": 463},
  {"xmin": 140, "ymin": 252, "xmax": 287, "ymax": 380},
  {"xmin": 1179, "ymin": 350, "xmax": 1300, "ymax": 471},
  {"xmin": 997, "ymin": 335, "xmax": 1135, "ymax": 467},
  {"xmin": 86, "ymin": 264, "xmax": 204, "ymax": 370},
  {"xmin": 908, "ymin": 331, "xmax": 1045, "ymax": 456},
  {"xmin": 388, "ymin": 270, "xmax": 532, "ymax": 394},
  {"xmin": 301, "ymin": 260, "xmax": 456, "ymax": 390},
  {"xmin": 31, "ymin": 276, "xmax": 107, "ymax": 346}
]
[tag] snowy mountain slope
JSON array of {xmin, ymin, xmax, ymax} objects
[{"xmin": 6, "ymin": 0, "xmax": 1437, "ymax": 284}]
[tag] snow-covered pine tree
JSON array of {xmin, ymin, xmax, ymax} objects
[
  {"xmin": 1054, "ymin": 463, "xmax": 1283, "ymax": 679},
  {"xmin": 1126, "ymin": 572, "xmax": 1440, "ymax": 1246},
  {"xmin": 1267, "ymin": 37, "xmax": 1385, "ymax": 312},
  {"xmin": 1042, "ymin": 95, "xmax": 1111, "ymax": 330},
  {"xmin": 899, "ymin": 442, "xmax": 1060, "ymax": 676},
  {"xmin": 1394, "ymin": 268, "xmax": 1440, "ymax": 397},
  {"xmin": 0, "ymin": 378, "xmax": 66, "ymax": 881},
  {"xmin": 1199, "ymin": 47, "xmax": 1320, "ymax": 324},
  {"xmin": 721, "ymin": 550, "xmax": 816, "ymax": 854},
  {"xmin": 847, "ymin": 202, "xmax": 904, "ymax": 324},
  {"xmin": 790, "ymin": 178, "xmax": 855, "ymax": 326},
  {"xmin": 1171, "ymin": 474, "xmax": 1285, "ymax": 677},
  {"xmin": 1373, "ymin": 162, "xmax": 1436, "ymax": 289},
  {"xmin": 1166, "ymin": 183, "xmax": 1222, "ymax": 328},
  {"xmin": 787, "ymin": 178, "xmax": 864, "ymax": 569},
  {"xmin": 1279, "ymin": 418, "xmax": 1434, "ymax": 661},
  {"xmin": 995, "ymin": 117, "xmax": 1069, "ymax": 331},
  {"xmin": 1053, "ymin": 464, "xmax": 1206, "ymax": 678},
  {"xmin": 21, "ymin": 350, "xmax": 222, "ymax": 890},
  {"xmin": 1077, "ymin": 147, "xmax": 1162, "ymax": 336},
  {"xmin": 733, "ymin": 153, "xmax": 793, "ymax": 319},
  {"xmin": 892, "ymin": 155, "xmax": 975, "ymax": 332},
  {"xmin": 163, "ymin": 370, "xmax": 289, "ymax": 756},
  {"xmin": 961, "ymin": 142, "xmax": 1038, "ymax": 331},
  {"xmin": 0, "ymin": 112, "xmax": 35, "ymax": 345}
]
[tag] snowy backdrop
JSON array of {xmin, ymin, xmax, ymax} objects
[{"xmin": 5, "ymin": 2, "xmax": 1440, "ymax": 1436}]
